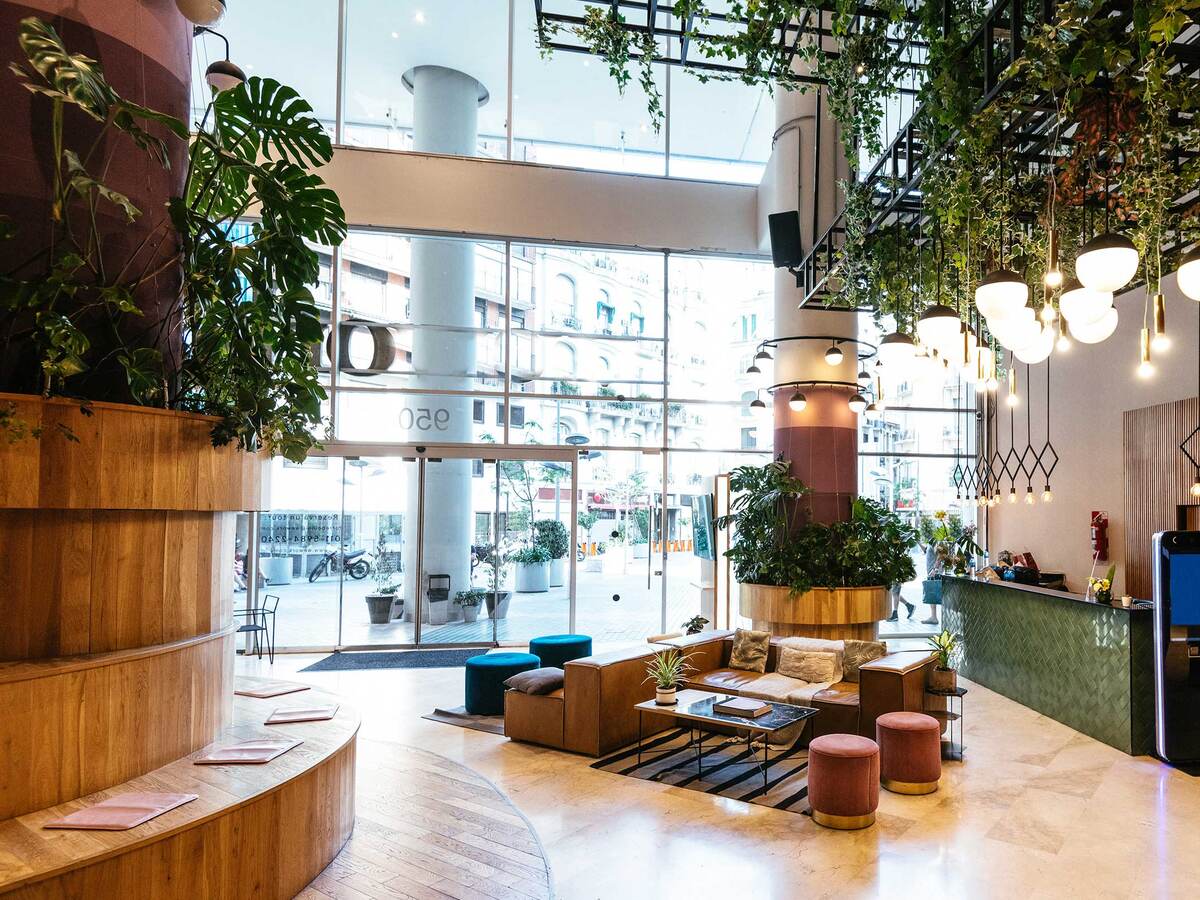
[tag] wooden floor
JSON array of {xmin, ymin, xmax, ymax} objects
[{"xmin": 299, "ymin": 741, "xmax": 552, "ymax": 900}]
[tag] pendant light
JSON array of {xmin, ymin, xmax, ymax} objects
[
  {"xmin": 754, "ymin": 347, "xmax": 773, "ymax": 362},
  {"xmin": 1076, "ymin": 78, "xmax": 1139, "ymax": 293},
  {"xmin": 1056, "ymin": 319, "xmax": 1071, "ymax": 353},
  {"xmin": 916, "ymin": 304, "xmax": 962, "ymax": 350},
  {"xmin": 1152, "ymin": 292, "xmax": 1169, "ymax": 352},
  {"xmin": 789, "ymin": 390, "xmax": 807, "ymax": 412},
  {"xmin": 746, "ymin": 362, "xmax": 761, "ymax": 375},
  {"xmin": 1137, "ymin": 327, "xmax": 1154, "ymax": 379},
  {"xmin": 975, "ymin": 269, "xmax": 1029, "ymax": 321},
  {"xmin": 1014, "ymin": 324, "xmax": 1054, "ymax": 364},
  {"xmin": 749, "ymin": 394, "xmax": 766, "ymax": 409},
  {"xmin": 824, "ymin": 342, "xmax": 844, "ymax": 366},
  {"xmin": 1058, "ymin": 279, "xmax": 1112, "ymax": 325},
  {"xmin": 877, "ymin": 332, "xmax": 915, "ymax": 367},
  {"xmin": 1005, "ymin": 362, "xmax": 1019, "ymax": 407},
  {"xmin": 205, "ymin": 58, "xmax": 246, "ymax": 92},
  {"xmin": 847, "ymin": 393, "xmax": 868, "ymax": 414},
  {"xmin": 1177, "ymin": 247, "xmax": 1200, "ymax": 301},
  {"xmin": 1072, "ymin": 306, "xmax": 1119, "ymax": 344},
  {"xmin": 177, "ymin": 0, "xmax": 226, "ymax": 25}
]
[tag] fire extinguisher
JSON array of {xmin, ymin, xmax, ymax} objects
[{"xmin": 1091, "ymin": 511, "xmax": 1109, "ymax": 561}]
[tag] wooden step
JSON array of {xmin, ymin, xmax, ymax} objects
[{"xmin": 0, "ymin": 677, "xmax": 359, "ymax": 899}]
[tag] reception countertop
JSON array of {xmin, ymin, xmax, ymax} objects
[{"xmin": 942, "ymin": 576, "xmax": 1154, "ymax": 755}]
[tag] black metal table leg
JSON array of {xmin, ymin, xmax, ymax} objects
[
  {"xmin": 637, "ymin": 710, "xmax": 643, "ymax": 767},
  {"xmin": 761, "ymin": 735, "xmax": 769, "ymax": 789}
]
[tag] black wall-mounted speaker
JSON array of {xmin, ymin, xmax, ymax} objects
[{"xmin": 768, "ymin": 210, "xmax": 803, "ymax": 269}]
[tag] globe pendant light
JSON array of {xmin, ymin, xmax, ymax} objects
[
  {"xmin": 1071, "ymin": 306, "xmax": 1119, "ymax": 344},
  {"xmin": 847, "ymin": 393, "xmax": 868, "ymax": 414},
  {"xmin": 1058, "ymin": 279, "xmax": 1112, "ymax": 325},
  {"xmin": 749, "ymin": 395, "xmax": 766, "ymax": 409},
  {"xmin": 877, "ymin": 332, "xmax": 915, "ymax": 367},
  {"xmin": 205, "ymin": 58, "xmax": 246, "ymax": 92},
  {"xmin": 177, "ymin": 0, "xmax": 226, "ymax": 25},
  {"xmin": 789, "ymin": 391, "xmax": 807, "ymax": 412},
  {"xmin": 975, "ymin": 269, "xmax": 1028, "ymax": 321},
  {"xmin": 824, "ymin": 342, "xmax": 844, "ymax": 366},
  {"xmin": 1076, "ymin": 232, "xmax": 1139, "ymax": 293},
  {"xmin": 991, "ymin": 306, "xmax": 1039, "ymax": 352},
  {"xmin": 1014, "ymin": 324, "xmax": 1054, "ymax": 364},
  {"xmin": 916, "ymin": 304, "xmax": 962, "ymax": 350},
  {"xmin": 1178, "ymin": 247, "xmax": 1200, "ymax": 301}
]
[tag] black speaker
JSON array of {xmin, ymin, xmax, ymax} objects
[{"xmin": 768, "ymin": 210, "xmax": 803, "ymax": 268}]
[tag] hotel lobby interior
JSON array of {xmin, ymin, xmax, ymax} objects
[{"xmin": 3, "ymin": 0, "xmax": 1200, "ymax": 897}]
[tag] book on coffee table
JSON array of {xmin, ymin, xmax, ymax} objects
[
  {"xmin": 712, "ymin": 696, "xmax": 772, "ymax": 717},
  {"xmin": 43, "ymin": 792, "xmax": 198, "ymax": 831}
]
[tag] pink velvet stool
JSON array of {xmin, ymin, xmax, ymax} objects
[
  {"xmin": 876, "ymin": 711, "xmax": 942, "ymax": 795},
  {"xmin": 807, "ymin": 734, "xmax": 880, "ymax": 829}
]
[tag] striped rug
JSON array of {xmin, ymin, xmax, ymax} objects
[{"xmin": 591, "ymin": 728, "xmax": 811, "ymax": 813}]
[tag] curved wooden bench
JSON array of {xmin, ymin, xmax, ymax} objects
[{"xmin": 0, "ymin": 678, "xmax": 359, "ymax": 899}]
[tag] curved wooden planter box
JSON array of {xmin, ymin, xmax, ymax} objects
[{"xmin": 739, "ymin": 583, "xmax": 890, "ymax": 641}]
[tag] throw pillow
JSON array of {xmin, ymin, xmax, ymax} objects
[
  {"xmin": 728, "ymin": 628, "xmax": 771, "ymax": 673},
  {"xmin": 776, "ymin": 648, "xmax": 840, "ymax": 684},
  {"xmin": 842, "ymin": 639, "xmax": 888, "ymax": 683},
  {"xmin": 504, "ymin": 667, "xmax": 565, "ymax": 695},
  {"xmin": 776, "ymin": 636, "xmax": 844, "ymax": 675}
]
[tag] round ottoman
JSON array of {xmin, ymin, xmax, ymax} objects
[
  {"xmin": 807, "ymin": 734, "xmax": 880, "ymax": 830},
  {"xmin": 464, "ymin": 652, "xmax": 539, "ymax": 716},
  {"xmin": 876, "ymin": 711, "xmax": 942, "ymax": 795},
  {"xmin": 529, "ymin": 634, "xmax": 592, "ymax": 670}
]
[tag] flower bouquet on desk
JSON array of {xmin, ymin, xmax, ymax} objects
[{"xmin": 1088, "ymin": 563, "xmax": 1117, "ymax": 605}]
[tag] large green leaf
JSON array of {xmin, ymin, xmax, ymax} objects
[
  {"xmin": 63, "ymin": 150, "xmax": 140, "ymax": 221},
  {"xmin": 252, "ymin": 161, "xmax": 347, "ymax": 246},
  {"xmin": 13, "ymin": 17, "xmax": 112, "ymax": 120},
  {"xmin": 213, "ymin": 77, "xmax": 334, "ymax": 168}
]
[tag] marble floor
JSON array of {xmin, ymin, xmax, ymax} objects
[{"xmin": 239, "ymin": 652, "xmax": 1200, "ymax": 900}]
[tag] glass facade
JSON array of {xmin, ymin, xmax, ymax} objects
[{"xmin": 192, "ymin": 0, "xmax": 771, "ymax": 183}]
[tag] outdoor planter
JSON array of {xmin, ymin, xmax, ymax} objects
[
  {"xmin": 365, "ymin": 593, "xmax": 395, "ymax": 625},
  {"xmin": 263, "ymin": 556, "xmax": 293, "ymax": 585},
  {"xmin": 549, "ymin": 556, "xmax": 567, "ymax": 587},
  {"xmin": 486, "ymin": 591, "xmax": 512, "ymax": 620},
  {"xmin": 515, "ymin": 560, "xmax": 550, "ymax": 593},
  {"xmin": 460, "ymin": 604, "xmax": 480, "ymax": 623},
  {"xmin": 739, "ymin": 583, "xmax": 890, "ymax": 641}
]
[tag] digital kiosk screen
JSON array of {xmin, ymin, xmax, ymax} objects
[{"xmin": 1167, "ymin": 552, "xmax": 1200, "ymax": 626}]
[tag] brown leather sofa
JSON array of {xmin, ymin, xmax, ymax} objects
[{"xmin": 504, "ymin": 630, "xmax": 935, "ymax": 757}]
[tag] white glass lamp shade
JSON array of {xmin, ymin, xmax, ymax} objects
[
  {"xmin": 205, "ymin": 59, "xmax": 246, "ymax": 92},
  {"xmin": 1177, "ymin": 248, "xmax": 1200, "ymax": 301},
  {"xmin": 1075, "ymin": 232, "xmax": 1139, "ymax": 293},
  {"xmin": 788, "ymin": 391, "xmax": 807, "ymax": 412},
  {"xmin": 916, "ymin": 304, "xmax": 962, "ymax": 349},
  {"xmin": 975, "ymin": 269, "xmax": 1029, "ymax": 321},
  {"xmin": 824, "ymin": 344, "xmax": 844, "ymax": 366},
  {"xmin": 1058, "ymin": 280, "xmax": 1112, "ymax": 325},
  {"xmin": 1014, "ymin": 324, "xmax": 1054, "ymax": 364},
  {"xmin": 847, "ymin": 393, "xmax": 868, "ymax": 414},
  {"xmin": 877, "ymin": 332, "xmax": 915, "ymax": 367},
  {"xmin": 1071, "ymin": 306, "xmax": 1119, "ymax": 344},
  {"xmin": 177, "ymin": 0, "xmax": 225, "ymax": 25},
  {"xmin": 990, "ymin": 307, "xmax": 1038, "ymax": 351}
]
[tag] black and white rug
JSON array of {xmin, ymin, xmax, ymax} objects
[
  {"xmin": 591, "ymin": 728, "xmax": 811, "ymax": 813},
  {"xmin": 300, "ymin": 648, "xmax": 482, "ymax": 672}
]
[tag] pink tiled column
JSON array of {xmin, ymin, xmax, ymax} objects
[{"xmin": 773, "ymin": 385, "xmax": 858, "ymax": 523}]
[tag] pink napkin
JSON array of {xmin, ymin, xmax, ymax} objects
[
  {"xmin": 265, "ymin": 704, "xmax": 339, "ymax": 725},
  {"xmin": 234, "ymin": 682, "xmax": 311, "ymax": 699},
  {"xmin": 43, "ymin": 792, "xmax": 198, "ymax": 831},
  {"xmin": 194, "ymin": 738, "xmax": 303, "ymax": 765}
]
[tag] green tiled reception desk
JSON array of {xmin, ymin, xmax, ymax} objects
[{"xmin": 942, "ymin": 577, "xmax": 1155, "ymax": 755}]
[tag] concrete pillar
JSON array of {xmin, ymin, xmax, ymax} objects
[
  {"xmin": 761, "ymin": 32, "xmax": 858, "ymax": 523},
  {"xmin": 401, "ymin": 66, "xmax": 488, "ymax": 623}
]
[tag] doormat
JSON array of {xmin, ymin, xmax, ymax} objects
[
  {"xmin": 300, "ymin": 648, "xmax": 483, "ymax": 672},
  {"xmin": 592, "ymin": 728, "xmax": 811, "ymax": 813},
  {"xmin": 422, "ymin": 706, "xmax": 506, "ymax": 736}
]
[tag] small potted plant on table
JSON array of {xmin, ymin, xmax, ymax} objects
[
  {"xmin": 926, "ymin": 629, "xmax": 962, "ymax": 692},
  {"xmin": 644, "ymin": 649, "xmax": 694, "ymax": 706},
  {"xmin": 1088, "ymin": 564, "xmax": 1117, "ymax": 604},
  {"xmin": 455, "ymin": 588, "xmax": 485, "ymax": 623}
]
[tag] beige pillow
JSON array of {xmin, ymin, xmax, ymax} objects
[
  {"xmin": 776, "ymin": 636, "xmax": 844, "ymax": 675},
  {"xmin": 842, "ymin": 639, "xmax": 887, "ymax": 683},
  {"xmin": 728, "ymin": 628, "xmax": 770, "ymax": 673},
  {"xmin": 777, "ymin": 647, "xmax": 840, "ymax": 684}
]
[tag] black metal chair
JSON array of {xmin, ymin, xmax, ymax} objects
[{"xmin": 233, "ymin": 593, "xmax": 279, "ymax": 662}]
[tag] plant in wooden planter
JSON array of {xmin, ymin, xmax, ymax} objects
[{"xmin": 1, "ymin": 18, "xmax": 345, "ymax": 461}]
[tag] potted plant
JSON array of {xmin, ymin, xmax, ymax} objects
[
  {"xmin": 644, "ymin": 649, "xmax": 694, "ymax": 706},
  {"xmin": 533, "ymin": 519, "xmax": 571, "ymax": 588},
  {"xmin": 682, "ymin": 615, "xmax": 709, "ymax": 635},
  {"xmin": 512, "ymin": 545, "xmax": 552, "ymax": 593},
  {"xmin": 455, "ymin": 588, "xmax": 485, "ymax": 623},
  {"xmin": 1088, "ymin": 564, "xmax": 1117, "ymax": 605},
  {"xmin": 365, "ymin": 533, "xmax": 399, "ymax": 624},
  {"xmin": 926, "ymin": 629, "xmax": 961, "ymax": 692},
  {"xmin": 714, "ymin": 459, "xmax": 918, "ymax": 639}
]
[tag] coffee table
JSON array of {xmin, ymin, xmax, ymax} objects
[{"xmin": 634, "ymin": 689, "xmax": 820, "ymax": 788}]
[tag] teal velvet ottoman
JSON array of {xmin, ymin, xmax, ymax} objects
[
  {"xmin": 465, "ymin": 652, "xmax": 539, "ymax": 716},
  {"xmin": 529, "ymin": 634, "xmax": 592, "ymax": 670}
]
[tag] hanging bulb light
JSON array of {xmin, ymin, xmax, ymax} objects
[
  {"xmin": 1042, "ymin": 484, "xmax": 1054, "ymax": 503},
  {"xmin": 1072, "ymin": 307, "xmax": 1119, "ymax": 344},
  {"xmin": 1178, "ymin": 248, "xmax": 1200, "ymax": 301},
  {"xmin": 1024, "ymin": 486, "xmax": 1036, "ymax": 505},
  {"xmin": 877, "ymin": 332, "xmax": 916, "ymax": 367},
  {"xmin": 1152, "ymin": 292, "xmax": 1169, "ymax": 352},
  {"xmin": 177, "ymin": 0, "xmax": 226, "ymax": 25},
  {"xmin": 1008, "ymin": 487, "xmax": 1018, "ymax": 504},
  {"xmin": 916, "ymin": 304, "xmax": 963, "ymax": 349},
  {"xmin": 847, "ymin": 393, "xmax": 868, "ymax": 414},
  {"xmin": 975, "ymin": 269, "xmax": 1029, "ymax": 321},
  {"xmin": 789, "ymin": 390, "xmax": 807, "ymax": 412},
  {"xmin": 874, "ymin": 378, "xmax": 886, "ymax": 412},
  {"xmin": 825, "ymin": 342, "xmax": 844, "ymax": 366},
  {"xmin": 1191, "ymin": 476, "xmax": 1200, "ymax": 498},
  {"xmin": 1137, "ymin": 327, "xmax": 1155, "ymax": 378},
  {"xmin": 1044, "ymin": 228, "xmax": 1063, "ymax": 290},
  {"xmin": 1006, "ymin": 365, "xmax": 1019, "ymax": 407},
  {"xmin": 1076, "ymin": 232, "xmax": 1139, "ymax": 293},
  {"xmin": 1039, "ymin": 301, "xmax": 1058, "ymax": 323}
]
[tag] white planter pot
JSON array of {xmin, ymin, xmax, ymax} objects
[
  {"xmin": 515, "ymin": 560, "xmax": 550, "ymax": 593},
  {"xmin": 460, "ymin": 604, "xmax": 479, "ymax": 623},
  {"xmin": 263, "ymin": 556, "xmax": 293, "ymax": 585},
  {"xmin": 428, "ymin": 599, "xmax": 448, "ymax": 625},
  {"xmin": 583, "ymin": 556, "xmax": 603, "ymax": 573},
  {"xmin": 487, "ymin": 591, "xmax": 511, "ymax": 619},
  {"xmin": 548, "ymin": 557, "xmax": 566, "ymax": 587},
  {"xmin": 655, "ymin": 687, "xmax": 677, "ymax": 706}
]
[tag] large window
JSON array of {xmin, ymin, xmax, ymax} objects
[{"xmin": 194, "ymin": 0, "xmax": 772, "ymax": 184}]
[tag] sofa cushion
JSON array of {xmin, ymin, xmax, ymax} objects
[
  {"xmin": 778, "ymin": 647, "xmax": 841, "ymax": 684},
  {"xmin": 842, "ymin": 639, "xmax": 888, "ymax": 683},
  {"xmin": 686, "ymin": 668, "xmax": 770, "ymax": 694},
  {"xmin": 504, "ymin": 666, "xmax": 565, "ymax": 695},
  {"xmin": 776, "ymin": 636, "xmax": 844, "ymax": 670},
  {"xmin": 812, "ymin": 681, "xmax": 861, "ymax": 706},
  {"xmin": 729, "ymin": 628, "xmax": 771, "ymax": 673}
]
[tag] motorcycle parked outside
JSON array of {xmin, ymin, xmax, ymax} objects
[{"xmin": 308, "ymin": 546, "xmax": 370, "ymax": 582}]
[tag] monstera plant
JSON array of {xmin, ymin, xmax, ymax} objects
[{"xmin": 0, "ymin": 18, "xmax": 345, "ymax": 461}]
